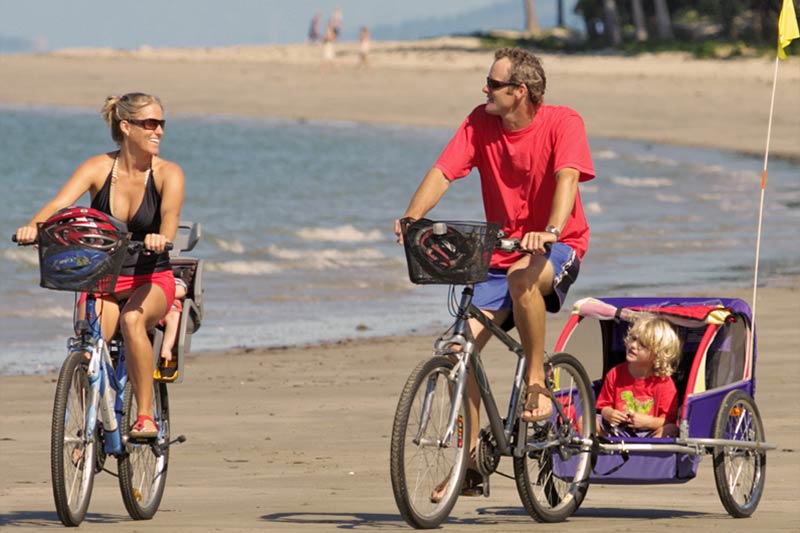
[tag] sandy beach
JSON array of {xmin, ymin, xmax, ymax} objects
[
  {"xmin": 0, "ymin": 37, "xmax": 798, "ymax": 159},
  {"xmin": 1, "ymin": 38, "xmax": 799, "ymax": 531}
]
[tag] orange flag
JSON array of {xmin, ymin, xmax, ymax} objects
[{"xmin": 778, "ymin": 0, "xmax": 800, "ymax": 59}]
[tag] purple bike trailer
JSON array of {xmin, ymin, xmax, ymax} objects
[{"xmin": 551, "ymin": 296, "xmax": 755, "ymax": 484}]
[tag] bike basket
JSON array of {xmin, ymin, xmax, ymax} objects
[
  {"xmin": 401, "ymin": 218, "xmax": 500, "ymax": 285},
  {"xmin": 37, "ymin": 207, "xmax": 130, "ymax": 293}
]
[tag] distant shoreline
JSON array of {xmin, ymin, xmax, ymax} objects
[{"xmin": 0, "ymin": 37, "xmax": 798, "ymax": 160}]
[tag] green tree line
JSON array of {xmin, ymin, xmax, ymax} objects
[{"xmin": 574, "ymin": 0, "xmax": 796, "ymax": 48}]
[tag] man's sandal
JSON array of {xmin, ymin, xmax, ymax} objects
[
  {"xmin": 429, "ymin": 468, "xmax": 484, "ymax": 503},
  {"xmin": 521, "ymin": 383, "xmax": 553, "ymax": 423},
  {"xmin": 130, "ymin": 414, "xmax": 159, "ymax": 439}
]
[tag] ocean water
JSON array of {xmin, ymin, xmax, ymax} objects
[{"xmin": 2, "ymin": 106, "xmax": 798, "ymax": 375}]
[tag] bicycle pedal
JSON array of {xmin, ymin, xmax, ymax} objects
[
  {"xmin": 127, "ymin": 433, "xmax": 159, "ymax": 444},
  {"xmin": 151, "ymin": 435, "xmax": 186, "ymax": 457}
]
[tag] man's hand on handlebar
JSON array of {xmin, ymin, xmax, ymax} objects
[
  {"xmin": 520, "ymin": 231, "xmax": 557, "ymax": 255},
  {"xmin": 394, "ymin": 217, "xmax": 417, "ymax": 245}
]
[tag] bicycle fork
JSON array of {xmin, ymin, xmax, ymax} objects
[{"xmin": 412, "ymin": 339, "xmax": 471, "ymax": 449}]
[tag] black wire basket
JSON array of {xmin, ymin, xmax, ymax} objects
[
  {"xmin": 401, "ymin": 218, "xmax": 499, "ymax": 285},
  {"xmin": 37, "ymin": 227, "xmax": 130, "ymax": 294}
]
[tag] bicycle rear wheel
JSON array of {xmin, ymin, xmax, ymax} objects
[
  {"xmin": 713, "ymin": 389, "xmax": 766, "ymax": 518},
  {"xmin": 514, "ymin": 352, "xmax": 594, "ymax": 523},
  {"xmin": 118, "ymin": 380, "xmax": 170, "ymax": 520},
  {"xmin": 390, "ymin": 356, "xmax": 470, "ymax": 529},
  {"xmin": 51, "ymin": 350, "xmax": 96, "ymax": 527}
]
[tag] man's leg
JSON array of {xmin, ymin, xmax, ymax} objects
[
  {"xmin": 464, "ymin": 310, "xmax": 510, "ymax": 464},
  {"xmin": 507, "ymin": 254, "xmax": 554, "ymax": 421}
]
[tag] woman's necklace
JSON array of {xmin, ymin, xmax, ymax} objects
[{"xmin": 110, "ymin": 153, "xmax": 151, "ymax": 216}]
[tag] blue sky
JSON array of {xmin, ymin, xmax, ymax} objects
[{"xmin": 0, "ymin": 0, "xmax": 579, "ymax": 50}]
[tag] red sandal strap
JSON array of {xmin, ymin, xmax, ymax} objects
[{"xmin": 133, "ymin": 414, "xmax": 158, "ymax": 431}]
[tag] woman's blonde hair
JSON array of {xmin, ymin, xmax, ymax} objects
[
  {"xmin": 100, "ymin": 92, "xmax": 163, "ymax": 144},
  {"xmin": 624, "ymin": 315, "xmax": 682, "ymax": 378}
]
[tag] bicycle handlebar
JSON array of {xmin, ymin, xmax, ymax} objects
[
  {"xmin": 11, "ymin": 235, "xmax": 173, "ymax": 252},
  {"xmin": 496, "ymin": 236, "xmax": 551, "ymax": 255}
]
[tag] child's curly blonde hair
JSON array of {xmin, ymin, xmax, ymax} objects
[{"xmin": 624, "ymin": 315, "xmax": 682, "ymax": 378}]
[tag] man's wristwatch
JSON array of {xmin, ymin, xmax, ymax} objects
[{"xmin": 544, "ymin": 225, "xmax": 560, "ymax": 240}]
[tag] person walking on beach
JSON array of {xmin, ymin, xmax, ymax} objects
[
  {"xmin": 308, "ymin": 12, "xmax": 321, "ymax": 44},
  {"xmin": 359, "ymin": 26, "xmax": 371, "ymax": 67},
  {"xmin": 15, "ymin": 92, "xmax": 185, "ymax": 439},
  {"xmin": 321, "ymin": 22, "xmax": 336, "ymax": 67},
  {"xmin": 330, "ymin": 6, "xmax": 343, "ymax": 39},
  {"xmin": 394, "ymin": 47, "xmax": 595, "ymax": 493}
]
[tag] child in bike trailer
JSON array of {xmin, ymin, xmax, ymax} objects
[
  {"xmin": 153, "ymin": 275, "xmax": 188, "ymax": 382},
  {"xmin": 596, "ymin": 315, "xmax": 682, "ymax": 438}
]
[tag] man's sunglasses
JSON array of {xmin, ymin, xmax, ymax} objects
[
  {"xmin": 126, "ymin": 118, "xmax": 166, "ymax": 130},
  {"xmin": 486, "ymin": 77, "xmax": 520, "ymax": 91}
]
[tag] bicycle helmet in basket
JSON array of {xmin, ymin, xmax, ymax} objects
[
  {"xmin": 41, "ymin": 206, "xmax": 127, "ymax": 251},
  {"xmin": 37, "ymin": 207, "xmax": 129, "ymax": 292},
  {"xmin": 404, "ymin": 218, "xmax": 475, "ymax": 277},
  {"xmin": 42, "ymin": 247, "xmax": 113, "ymax": 284}
]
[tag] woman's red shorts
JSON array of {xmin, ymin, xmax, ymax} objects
[{"xmin": 79, "ymin": 270, "xmax": 176, "ymax": 308}]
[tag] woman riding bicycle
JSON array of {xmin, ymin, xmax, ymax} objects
[{"xmin": 14, "ymin": 91, "xmax": 185, "ymax": 439}]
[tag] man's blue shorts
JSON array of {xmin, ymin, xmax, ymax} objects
[{"xmin": 472, "ymin": 242, "xmax": 580, "ymax": 313}]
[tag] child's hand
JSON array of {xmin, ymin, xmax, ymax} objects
[
  {"xmin": 606, "ymin": 409, "xmax": 629, "ymax": 426},
  {"xmin": 627, "ymin": 411, "xmax": 643, "ymax": 429}
]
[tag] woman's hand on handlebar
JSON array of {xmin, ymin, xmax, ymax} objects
[
  {"xmin": 13, "ymin": 225, "xmax": 37, "ymax": 244},
  {"xmin": 143, "ymin": 233, "xmax": 170, "ymax": 254}
]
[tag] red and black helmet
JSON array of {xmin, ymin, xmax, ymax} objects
[
  {"xmin": 404, "ymin": 218, "xmax": 474, "ymax": 278},
  {"xmin": 40, "ymin": 207, "xmax": 127, "ymax": 251}
]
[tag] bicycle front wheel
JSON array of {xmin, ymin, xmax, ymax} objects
[
  {"xmin": 118, "ymin": 380, "xmax": 170, "ymax": 520},
  {"xmin": 51, "ymin": 350, "xmax": 96, "ymax": 527},
  {"xmin": 390, "ymin": 356, "xmax": 470, "ymax": 529},
  {"xmin": 514, "ymin": 352, "xmax": 594, "ymax": 523}
]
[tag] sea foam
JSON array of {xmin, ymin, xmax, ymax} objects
[
  {"xmin": 611, "ymin": 176, "xmax": 673, "ymax": 188},
  {"xmin": 295, "ymin": 224, "xmax": 383, "ymax": 243}
]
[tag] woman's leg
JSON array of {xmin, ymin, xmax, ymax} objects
[{"xmin": 120, "ymin": 283, "xmax": 169, "ymax": 431}]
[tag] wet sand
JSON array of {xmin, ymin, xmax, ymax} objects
[{"xmin": 1, "ymin": 282, "xmax": 798, "ymax": 531}]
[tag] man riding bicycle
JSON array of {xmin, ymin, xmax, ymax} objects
[{"xmin": 394, "ymin": 47, "xmax": 596, "ymax": 488}]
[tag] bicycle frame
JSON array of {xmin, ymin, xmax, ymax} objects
[
  {"xmin": 426, "ymin": 285, "xmax": 581, "ymax": 459},
  {"xmin": 76, "ymin": 294, "xmax": 128, "ymax": 456}
]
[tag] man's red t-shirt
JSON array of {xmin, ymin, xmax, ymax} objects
[
  {"xmin": 434, "ymin": 104, "xmax": 595, "ymax": 269},
  {"xmin": 596, "ymin": 363, "xmax": 679, "ymax": 425}
]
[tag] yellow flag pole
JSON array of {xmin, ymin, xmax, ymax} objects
[
  {"xmin": 752, "ymin": 0, "xmax": 798, "ymax": 326},
  {"xmin": 750, "ymin": 55, "xmax": 780, "ymax": 325}
]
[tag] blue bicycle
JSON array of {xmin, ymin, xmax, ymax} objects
[{"xmin": 15, "ymin": 207, "xmax": 185, "ymax": 526}]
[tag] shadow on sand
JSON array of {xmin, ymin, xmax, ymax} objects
[
  {"xmin": 0, "ymin": 510, "xmax": 129, "ymax": 528},
  {"xmin": 261, "ymin": 505, "xmax": 709, "ymax": 529}
]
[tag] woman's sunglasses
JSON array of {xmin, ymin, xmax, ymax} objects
[
  {"xmin": 126, "ymin": 118, "xmax": 166, "ymax": 130},
  {"xmin": 486, "ymin": 77, "xmax": 520, "ymax": 91}
]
